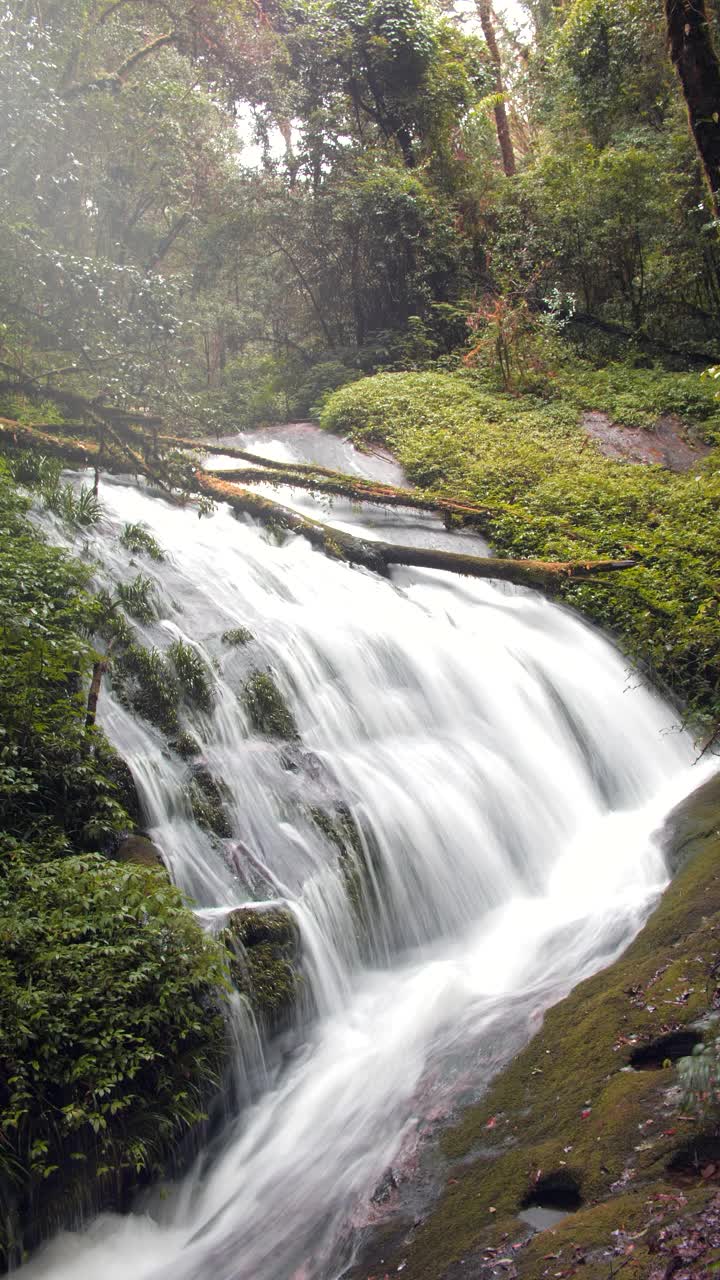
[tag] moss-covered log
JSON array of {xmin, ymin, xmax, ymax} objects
[
  {"xmin": 196, "ymin": 472, "xmax": 637, "ymax": 594},
  {"xmin": 203, "ymin": 463, "xmax": 497, "ymax": 528}
]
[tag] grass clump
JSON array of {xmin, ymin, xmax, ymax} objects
[
  {"xmin": 116, "ymin": 574, "xmax": 157, "ymax": 624},
  {"xmin": 241, "ymin": 670, "xmax": 299, "ymax": 740},
  {"xmin": 321, "ymin": 369, "xmax": 720, "ymax": 722},
  {"xmin": 120, "ymin": 521, "xmax": 165, "ymax": 561},
  {"xmin": 221, "ymin": 626, "xmax": 254, "ymax": 647},
  {"xmin": 168, "ymin": 639, "xmax": 214, "ymax": 713}
]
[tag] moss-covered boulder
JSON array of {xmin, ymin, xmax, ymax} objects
[
  {"xmin": 112, "ymin": 832, "xmax": 166, "ymax": 872},
  {"xmin": 241, "ymin": 670, "xmax": 299, "ymax": 740},
  {"xmin": 187, "ymin": 765, "xmax": 233, "ymax": 839},
  {"xmin": 660, "ymin": 769, "xmax": 720, "ymax": 873},
  {"xmin": 223, "ymin": 905, "xmax": 300, "ymax": 1032}
]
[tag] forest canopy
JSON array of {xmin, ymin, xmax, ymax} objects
[{"xmin": 2, "ymin": 0, "xmax": 719, "ymax": 432}]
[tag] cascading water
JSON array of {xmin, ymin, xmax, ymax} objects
[{"xmin": 21, "ymin": 425, "xmax": 712, "ymax": 1280}]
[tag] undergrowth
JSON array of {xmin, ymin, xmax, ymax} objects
[{"xmin": 321, "ymin": 368, "xmax": 720, "ymax": 722}]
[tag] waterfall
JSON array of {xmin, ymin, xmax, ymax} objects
[{"xmin": 21, "ymin": 426, "xmax": 709, "ymax": 1280}]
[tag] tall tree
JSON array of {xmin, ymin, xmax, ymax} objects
[
  {"xmin": 665, "ymin": 0, "xmax": 720, "ymax": 217},
  {"xmin": 475, "ymin": 0, "xmax": 516, "ymax": 175}
]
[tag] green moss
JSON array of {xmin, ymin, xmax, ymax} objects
[
  {"xmin": 221, "ymin": 626, "xmax": 254, "ymax": 647},
  {"xmin": 308, "ymin": 805, "xmax": 378, "ymax": 938},
  {"xmin": 241, "ymin": 670, "xmax": 299, "ymax": 740},
  {"xmin": 321, "ymin": 370, "xmax": 720, "ymax": 722},
  {"xmin": 223, "ymin": 907, "xmax": 300, "ymax": 1031}
]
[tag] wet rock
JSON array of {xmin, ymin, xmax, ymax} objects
[
  {"xmin": 660, "ymin": 770, "xmax": 720, "ymax": 873},
  {"xmin": 223, "ymin": 905, "xmax": 300, "ymax": 1032},
  {"xmin": 113, "ymin": 833, "xmax": 166, "ymax": 871},
  {"xmin": 582, "ymin": 410, "xmax": 711, "ymax": 472}
]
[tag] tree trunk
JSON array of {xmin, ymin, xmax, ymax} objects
[
  {"xmin": 665, "ymin": 0, "xmax": 720, "ymax": 216},
  {"xmin": 476, "ymin": 0, "xmax": 516, "ymax": 177}
]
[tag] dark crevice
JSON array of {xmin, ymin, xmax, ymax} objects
[
  {"xmin": 520, "ymin": 1170, "xmax": 583, "ymax": 1213},
  {"xmin": 629, "ymin": 1030, "xmax": 703, "ymax": 1070}
]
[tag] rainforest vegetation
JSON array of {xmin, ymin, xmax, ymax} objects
[{"xmin": 1, "ymin": 0, "xmax": 720, "ymax": 1270}]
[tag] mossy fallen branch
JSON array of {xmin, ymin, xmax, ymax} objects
[
  {"xmin": 202, "ymin": 463, "xmax": 497, "ymax": 528},
  {"xmin": 195, "ymin": 472, "xmax": 637, "ymax": 594}
]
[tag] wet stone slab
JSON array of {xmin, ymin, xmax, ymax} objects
[{"xmin": 582, "ymin": 411, "xmax": 711, "ymax": 472}]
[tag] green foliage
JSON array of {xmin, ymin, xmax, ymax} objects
[
  {"xmin": 167, "ymin": 640, "xmax": 214, "ymax": 713},
  {"xmin": 241, "ymin": 671, "xmax": 299, "ymax": 740},
  {"xmin": 116, "ymin": 575, "xmax": 157, "ymax": 624},
  {"xmin": 120, "ymin": 523, "xmax": 165, "ymax": 562},
  {"xmin": 0, "ymin": 456, "xmax": 229, "ymax": 1261},
  {"xmin": 112, "ymin": 644, "xmax": 180, "ymax": 736},
  {"xmin": 0, "ymin": 461, "xmax": 125, "ymax": 849},
  {"xmin": 221, "ymin": 627, "xmax": 254, "ymax": 647},
  {"xmin": 322, "ymin": 369, "xmax": 720, "ymax": 720},
  {"xmin": 0, "ymin": 853, "xmax": 227, "ymax": 1242}
]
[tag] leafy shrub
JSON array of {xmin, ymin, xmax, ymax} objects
[{"xmin": 0, "ymin": 853, "xmax": 227, "ymax": 1258}]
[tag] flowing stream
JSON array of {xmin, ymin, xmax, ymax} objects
[{"xmin": 22, "ymin": 425, "xmax": 711, "ymax": 1280}]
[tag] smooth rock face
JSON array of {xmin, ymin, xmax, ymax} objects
[
  {"xmin": 582, "ymin": 410, "xmax": 711, "ymax": 471},
  {"xmin": 660, "ymin": 769, "xmax": 720, "ymax": 873},
  {"xmin": 113, "ymin": 833, "xmax": 167, "ymax": 871}
]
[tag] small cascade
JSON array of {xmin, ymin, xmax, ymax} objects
[{"xmin": 20, "ymin": 426, "xmax": 711, "ymax": 1280}]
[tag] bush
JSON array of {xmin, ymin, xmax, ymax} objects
[{"xmin": 0, "ymin": 853, "xmax": 227, "ymax": 1261}]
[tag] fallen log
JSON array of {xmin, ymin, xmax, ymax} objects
[
  {"xmin": 202, "ymin": 463, "xmax": 496, "ymax": 527},
  {"xmin": 196, "ymin": 472, "xmax": 637, "ymax": 593}
]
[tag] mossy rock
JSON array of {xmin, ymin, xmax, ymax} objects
[
  {"xmin": 187, "ymin": 766, "xmax": 233, "ymax": 839},
  {"xmin": 223, "ymin": 906, "xmax": 300, "ymax": 1032},
  {"xmin": 241, "ymin": 670, "xmax": 299, "ymax": 740},
  {"xmin": 356, "ymin": 779, "xmax": 720, "ymax": 1280},
  {"xmin": 171, "ymin": 730, "xmax": 202, "ymax": 760},
  {"xmin": 309, "ymin": 804, "xmax": 376, "ymax": 934},
  {"xmin": 659, "ymin": 768, "xmax": 720, "ymax": 873},
  {"xmin": 112, "ymin": 833, "xmax": 167, "ymax": 872}
]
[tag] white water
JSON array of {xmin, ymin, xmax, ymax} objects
[{"xmin": 23, "ymin": 428, "xmax": 712, "ymax": 1280}]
